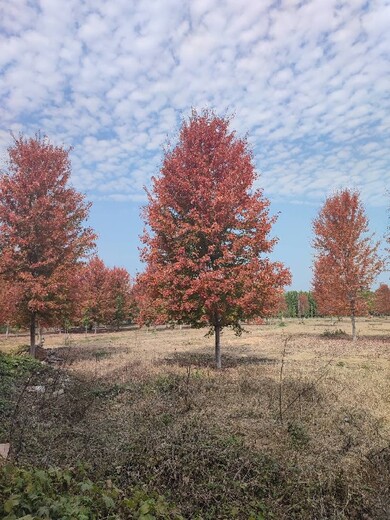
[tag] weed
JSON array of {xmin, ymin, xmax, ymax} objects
[
  {"xmin": 287, "ymin": 421, "xmax": 310, "ymax": 449},
  {"xmin": 0, "ymin": 464, "xmax": 182, "ymax": 519},
  {"xmin": 321, "ymin": 328, "xmax": 348, "ymax": 338}
]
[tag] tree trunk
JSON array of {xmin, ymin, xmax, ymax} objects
[
  {"xmin": 350, "ymin": 300, "xmax": 357, "ymax": 341},
  {"xmin": 30, "ymin": 312, "xmax": 36, "ymax": 357},
  {"xmin": 5, "ymin": 324, "xmax": 9, "ymax": 337},
  {"xmin": 351, "ymin": 313, "xmax": 357, "ymax": 341},
  {"xmin": 215, "ymin": 321, "xmax": 221, "ymax": 369},
  {"xmin": 38, "ymin": 325, "xmax": 43, "ymax": 346}
]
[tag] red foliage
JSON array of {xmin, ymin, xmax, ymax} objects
[
  {"xmin": 297, "ymin": 293, "xmax": 309, "ymax": 318},
  {"xmin": 80, "ymin": 258, "xmax": 133, "ymax": 330},
  {"xmin": 312, "ymin": 189, "xmax": 383, "ymax": 337},
  {"xmin": 271, "ymin": 293, "xmax": 288, "ymax": 318},
  {"xmin": 139, "ymin": 110, "xmax": 291, "ymax": 365},
  {"xmin": 79, "ymin": 257, "xmax": 111, "ymax": 329},
  {"xmin": 133, "ymin": 276, "xmax": 170, "ymax": 327},
  {"xmin": 0, "ymin": 134, "xmax": 96, "ymax": 352},
  {"xmin": 0, "ymin": 278, "xmax": 23, "ymax": 327},
  {"xmin": 374, "ymin": 283, "xmax": 390, "ymax": 315}
]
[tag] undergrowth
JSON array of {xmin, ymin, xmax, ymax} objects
[
  {"xmin": 0, "ymin": 464, "xmax": 182, "ymax": 520},
  {"xmin": 1, "ymin": 349, "xmax": 389, "ymax": 519}
]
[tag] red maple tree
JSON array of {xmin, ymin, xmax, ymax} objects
[
  {"xmin": 139, "ymin": 110, "xmax": 291, "ymax": 367},
  {"xmin": 0, "ymin": 134, "xmax": 96, "ymax": 355},
  {"xmin": 79, "ymin": 257, "xmax": 111, "ymax": 332},
  {"xmin": 374, "ymin": 283, "xmax": 390, "ymax": 315},
  {"xmin": 80, "ymin": 258, "xmax": 134, "ymax": 331},
  {"xmin": 312, "ymin": 189, "xmax": 383, "ymax": 339}
]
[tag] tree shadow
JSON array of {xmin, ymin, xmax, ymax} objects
[
  {"xmin": 53, "ymin": 344, "xmax": 129, "ymax": 363},
  {"xmin": 162, "ymin": 350, "xmax": 278, "ymax": 368}
]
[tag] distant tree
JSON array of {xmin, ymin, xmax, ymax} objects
[
  {"xmin": 80, "ymin": 257, "xmax": 111, "ymax": 333},
  {"xmin": 106, "ymin": 267, "xmax": 134, "ymax": 329},
  {"xmin": 297, "ymin": 292, "xmax": 309, "ymax": 319},
  {"xmin": 80, "ymin": 259, "xmax": 134, "ymax": 331},
  {"xmin": 312, "ymin": 189, "xmax": 383, "ymax": 340},
  {"xmin": 139, "ymin": 110, "xmax": 291, "ymax": 368},
  {"xmin": 285, "ymin": 291, "xmax": 298, "ymax": 317},
  {"xmin": 0, "ymin": 134, "xmax": 95, "ymax": 355},
  {"xmin": 374, "ymin": 284, "xmax": 390, "ymax": 315},
  {"xmin": 275, "ymin": 293, "xmax": 288, "ymax": 319},
  {"xmin": 307, "ymin": 292, "xmax": 317, "ymax": 317},
  {"xmin": 284, "ymin": 291, "xmax": 317, "ymax": 318}
]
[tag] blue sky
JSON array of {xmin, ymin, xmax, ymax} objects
[{"xmin": 1, "ymin": 0, "xmax": 389, "ymax": 290}]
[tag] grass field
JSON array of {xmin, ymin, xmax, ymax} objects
[{"xmin": 1, "ymin": 317, "xmax": 389, "ymax": 519}]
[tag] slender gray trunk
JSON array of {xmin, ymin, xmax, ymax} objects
[
  {"xmin": 351, "ymin": 314, "xmax": 357, "ymax": 341},
  {"xmin": 351, "ymin": 300, "xmax": 357, "ymax": 341},
  {"xmin": 30, "ymin": 312, "xmax": 36, "ymax": 357},
  {"xmin": 5, "ymin": 324, "xmax": 9, "ymax": 337},
  {"xmin": 215, "ymin": 320, "xmax": 221, "ymax": 369}
]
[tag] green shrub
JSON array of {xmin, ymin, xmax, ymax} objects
[{"xmin": 0, "ymin": 464, "xmax": 182, "ymax": 520}]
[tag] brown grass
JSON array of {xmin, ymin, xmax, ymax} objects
[{"xmin": 2, "ymin": 317, "xmax": 389, "ymax": 519}]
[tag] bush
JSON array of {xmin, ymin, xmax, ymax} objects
[
  {"xmin": 321, "ymin": 328, "xmax": 348, "ymax": 338},
  {"xmin": 0, "ymin": 464, "xmax": 182, "ymax": 520}
]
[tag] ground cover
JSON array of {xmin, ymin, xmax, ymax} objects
[{"xmin": 1, "ymin": 318, "xmax": 389, "ymax": 519}]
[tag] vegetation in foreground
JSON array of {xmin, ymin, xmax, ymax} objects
[{"xmin": 1, "ymin": 322, "xmax": 389, "ymax": 519}]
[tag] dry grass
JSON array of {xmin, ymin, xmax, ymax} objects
[{"xmin": 2, "ymin": 317, "xmax": 389, "ymax": 519}]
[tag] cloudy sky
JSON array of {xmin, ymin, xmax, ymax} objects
[{"xmin": 1, "ymin": 0, "xmax": 389, "ymax": 288}]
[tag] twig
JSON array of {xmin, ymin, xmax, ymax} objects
[{"xmin": 278, "ymin": 335, "xmax": 291, "ymax": 424}]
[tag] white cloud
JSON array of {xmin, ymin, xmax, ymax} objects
[{"xmin": 0, "ymin": 0, "xmax": 389, "ymax": 207}]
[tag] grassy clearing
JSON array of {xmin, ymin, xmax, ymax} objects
[{"xmin": 0, "ymin": 318, "xmax": 389, "ymax": 519}]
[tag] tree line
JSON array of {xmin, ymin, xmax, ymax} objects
[
  {"xmin": 278, "ymin": 289, "xmax": 389, "ymax": 319},
  {"xmin": 0, "ymin": 112, "xmax": 388, "ymax": 364}
]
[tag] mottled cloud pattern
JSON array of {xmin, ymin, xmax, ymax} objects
[{"xmin": 1, "ymin": 0, "xmax": 389, "ymax": 205}]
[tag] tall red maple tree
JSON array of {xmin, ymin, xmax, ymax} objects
[
  {"xmin": 139, "ymin": 110, "xmax": 291, "ymax": 368},
  {"xmin": 0, "ymin": 134, "xmax": 96, "ymax": 355},
  {"xmin": 312, "ymin": 189, "xmax": 383, "ymax": 339}
]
